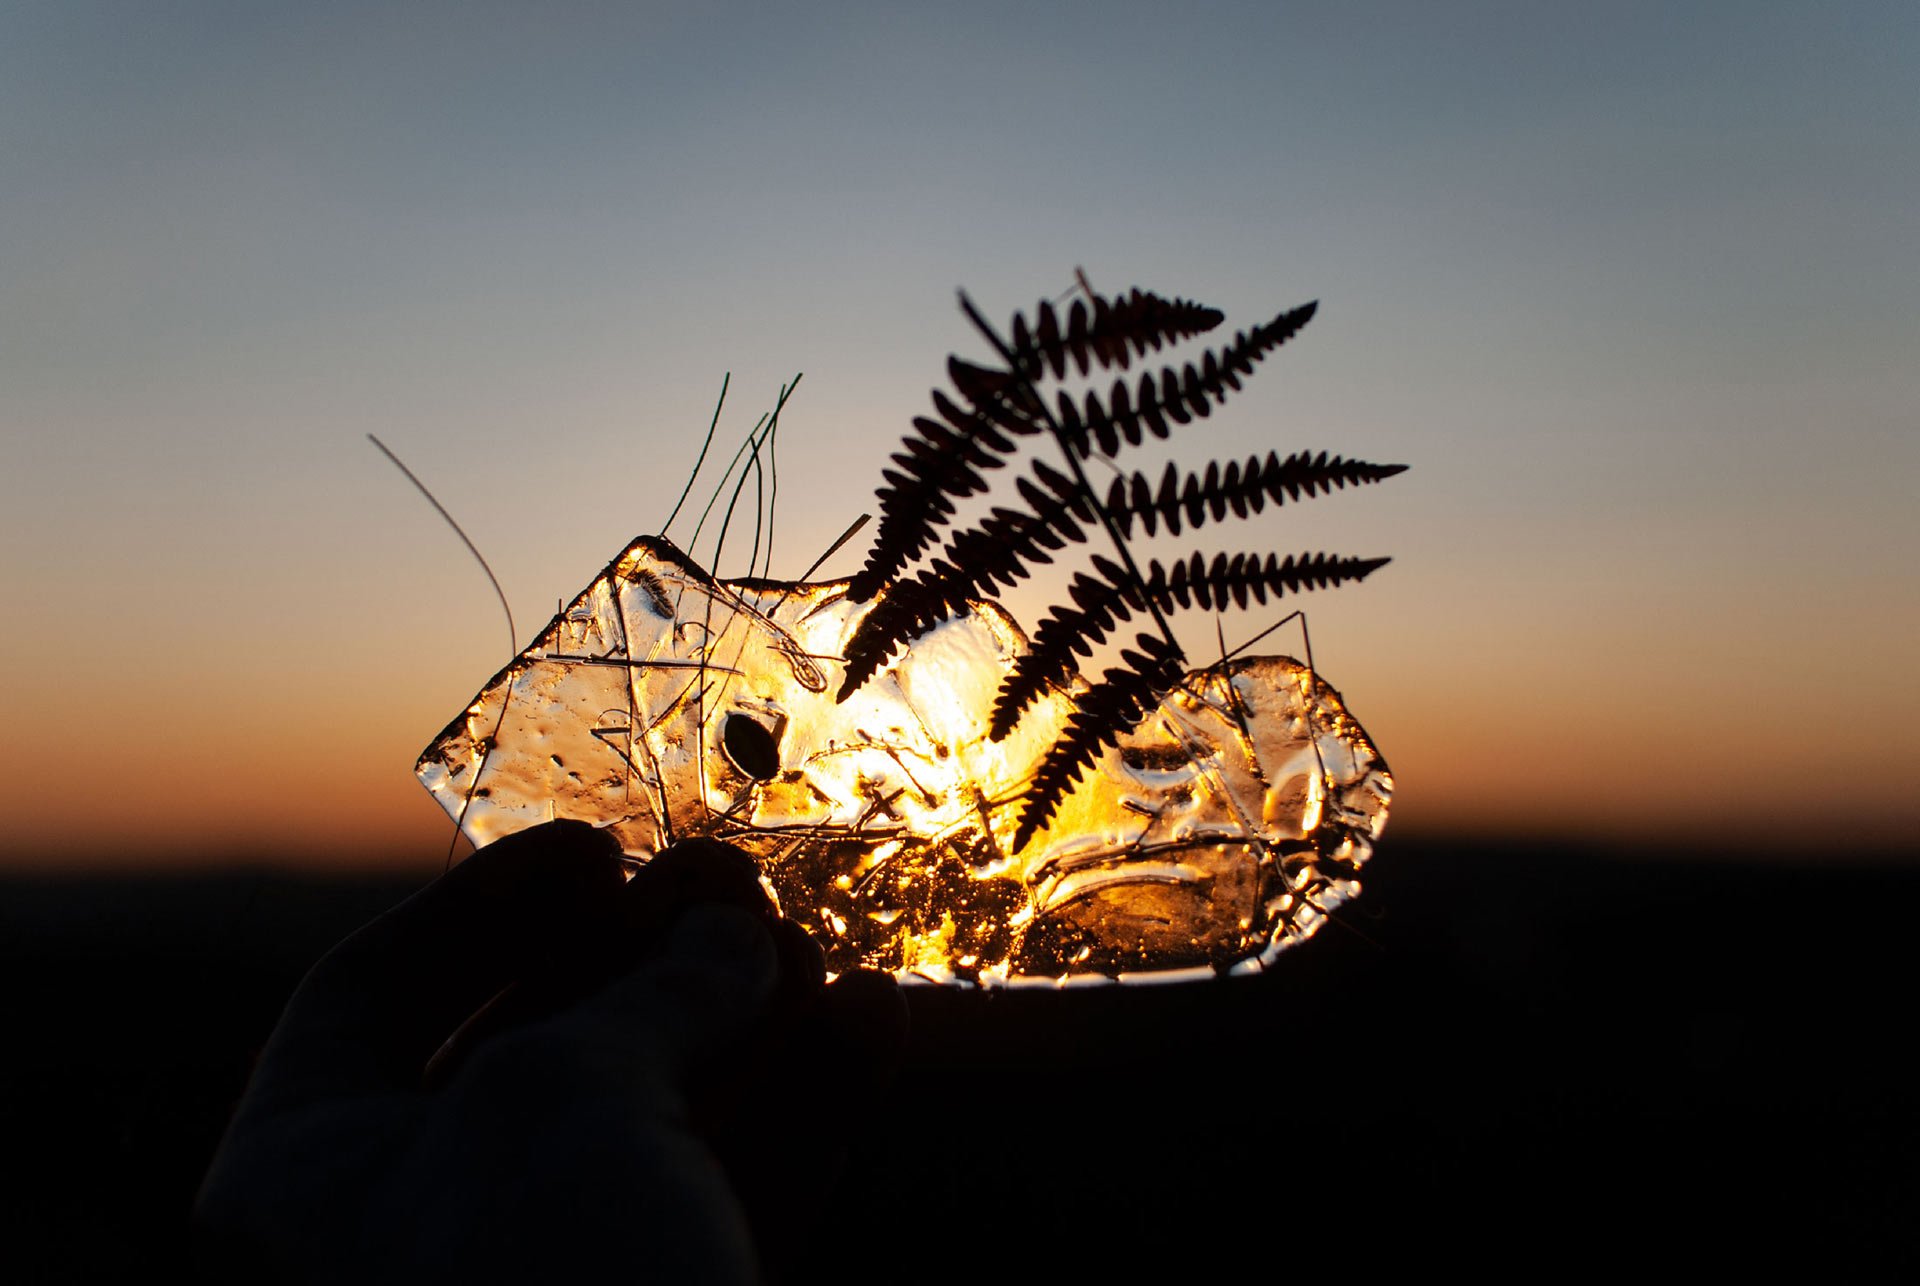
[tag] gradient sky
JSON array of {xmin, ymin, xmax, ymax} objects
[{"xmin": 3, "ymin": 1, "xmax": 1915, "ymax": 869}]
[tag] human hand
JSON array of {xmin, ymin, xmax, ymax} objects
[{"xmin": 195, "ymin": 821, "xmax": 907, "ymax": 1284}]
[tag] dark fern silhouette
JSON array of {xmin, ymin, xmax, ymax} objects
[
  {"xmin": 988, "ymin": 550, "xmax": 1392, "ymax": 743},
  {"xmin": 839, "ymin": 280, "xmax": 1405, "ymax": 850}
]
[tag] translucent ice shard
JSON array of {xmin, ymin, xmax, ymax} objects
[{"xmin": 417, "ymin": 535, "xmax": 1391, "ymax": 984}]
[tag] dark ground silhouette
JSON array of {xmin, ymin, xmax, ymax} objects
[{"xmin": 4, "ymin": 836, "xmax": 1914, "ymax": 1279}]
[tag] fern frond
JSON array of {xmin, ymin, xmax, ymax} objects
[
  {"xmin": 989, "ymin": 549, "xmax": 1390, "ymax": 740},
  {"xmin": 1049, "ymin": 299, "xmax": 1320, "ymax": 457},
  {"xmin": 1105, "ymin": 451, "xmax": 1408, "ymax": 539},
  {"xmin": 838, "ymin": 461, "xmax": 1097, "ymax": 698},
  {"xmin": 1007, "ymin": 289, "xmax": 1225, "ymax": 381},
  {"xmin": 1011, "ymin": 633, "xmax": 1187, "ymax": 851}
]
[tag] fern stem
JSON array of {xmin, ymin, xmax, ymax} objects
[{"xmin": 957, "ymin": 290, "xmax": 1184, "ymax": 663}]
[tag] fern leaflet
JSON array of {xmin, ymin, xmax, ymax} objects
[
  {"xmin": 989, "ymin": 549, "xmax": 1392, "ymax": 740},
  {"xmin": 846, "ymin": 391, "xmax": 1035, "ymax": 601},
  {"xmin": 1105, "ymin": 451, "xmax": 1408, "ymax": 539},
  {"xmin": 1006, "ymin": 289, "xmax": 1225, "ymax": 380},
  {"xmin": 838, "ymin": 460, "xmax": 1095, "ymax": 698},
  {"xmin": 1011, "ymin": 633, "xmax": 1188, "ymax": 851},
  {"xmin": 1049, "ymin": 300, "xmax": 1320, "ymax": 457}
]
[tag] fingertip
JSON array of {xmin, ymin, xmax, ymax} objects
[
  {"xmin": 772, "ymin": 918, "xmax": 825, "ymax": 984},
  {"xmin": 821, "ymin": 969, "xmax": 911, "ymax": 1065},
  {"xmin": 416, "ymin": 821, "xmax": 629, "ymax": 941},
  {"xmin": 625, "ymin": 838, "xmax": 772, "ymax": 917},
  {"xmin": 612, "ymin": 838, "xmax": 779, "ymax": 961},
  {"xmin": 661, "ymin": 901, "xmax": 779, "ymax": 973},
  {"xmin": 481, "ymin": 818, "xmax": 626, "ymax": 883},
  {"xmin": 768, "ymin": 918, "xmax": 827, "ymax": 1021},
  {"xmin": 568, "ymin": 903, "xmax": 781, "ymax": 1077}
]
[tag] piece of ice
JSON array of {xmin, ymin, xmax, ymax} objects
[{"xmin": 417, "ymin": 535, "xmax": 1391, "ymax": 984}]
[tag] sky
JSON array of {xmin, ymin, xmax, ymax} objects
[{"xmin": 2, "ymin": 1, "xmax": 1915, "ymax": 869}]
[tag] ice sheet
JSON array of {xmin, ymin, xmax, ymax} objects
[{"xmin": 417, "ymin": 535, "xmax": 1391, "ymax": 984}]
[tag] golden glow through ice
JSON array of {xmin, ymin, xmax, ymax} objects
[{"xmin": 417, "ymin": 535, "xmax": 1391, "ymax": 984}]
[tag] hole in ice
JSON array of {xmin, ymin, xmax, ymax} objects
[{"xmin": 722, "ymin": 713, "xmax": 781, "ymax": 781}]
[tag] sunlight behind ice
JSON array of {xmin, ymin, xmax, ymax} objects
[{"xmin": 417, "ymin": 535, "xmax": 1392, "ymax": 985}]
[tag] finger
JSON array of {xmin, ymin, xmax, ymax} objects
[
  {"xmin": 558, "ymin": 837, "xmax": 779, "ymax": 997},
  {"xmin": 459, "ymin": 901, "xmax": 781, "ymax": 1100},
  {"xmin": 420, "ymin": 837, "xmax": 789, "ymax": 1086},
  {"xmin": 663, "ymin": 915, "xmax": 829, "ymax": 1122},
  {"xmin": 768, "ymin": 917, "xmax": 827, "ymax": 1020},
  {"xmin": 251, "ymin": 820, "xmax": 627, "ymax": 1103},
  {"xmin": 813, "ymin": 969, "xmax": 912, "ymax": 1093},
  {"xmin": 617, "ymin": 837, "xmax": 779, "ymax": 937}
]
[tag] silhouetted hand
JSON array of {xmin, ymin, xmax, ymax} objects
[{"xmin": 196, "ymin": 821, "xmax": 907, "ymax": 1284}]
